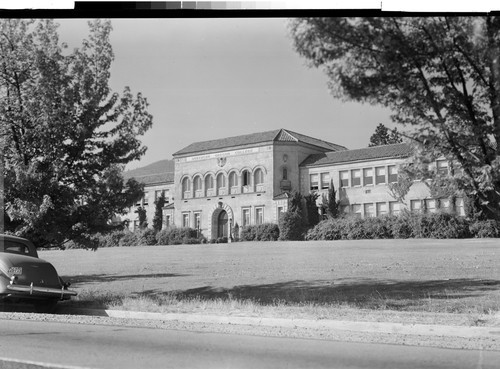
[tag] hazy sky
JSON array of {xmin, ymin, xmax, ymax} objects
[{"xmin": 58, "ymin": 18, "xmax": 396, "ymax": 169}]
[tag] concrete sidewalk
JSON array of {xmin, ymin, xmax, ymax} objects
[{"xmin": 59, "ymin": 307, "xmax": 500, "ymax": 340}]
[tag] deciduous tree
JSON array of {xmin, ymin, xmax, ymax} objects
[
  {"xmin": 2, "ymin": 19, "xmax": 152, "ymax": 247},
  {"xmin": 289, "ymin": 17, "xmax": 500, "ymax": 219}
]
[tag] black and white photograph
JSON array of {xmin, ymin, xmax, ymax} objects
[{"xmin": 1, "ymin": 1, "xmax": 500, "ymax": 368}]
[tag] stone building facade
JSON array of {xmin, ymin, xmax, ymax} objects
[{"xmin": 122, "ymin": 128, "xmax": 463, "ymax": 238}]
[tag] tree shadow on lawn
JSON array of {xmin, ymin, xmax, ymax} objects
[
  {"xmin": 63, "ymin": 273, "xmax": 190, "ymax": 286},
  {"xmin": 137, "ymin": 278, "xmax": 500, "ymax": 312}
]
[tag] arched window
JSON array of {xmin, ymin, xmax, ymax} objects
[
  {"xmin": 254, "ymin": 168, "xmax": 264, "ymax": 185},
  {"xmin": 282, "ymin": 167, "xmax": 288, "ymax": 180},
  {"xmin": 205, "ymin": 174, "xmax": 214, "ymax": 190},
  {"xmin": 242, "ymin": 170, "xmax": 250, "ymax": 186},
  {"xmin": 229, "ymin": 172, "xmax": 238, "ymax": 187},
  {"xmin": 182, "ymin": 177, "xmax": 191, "ymax": 198},
  {"xmin": 216, "ymin": 173, "xmax": 226, "ymax": 194},
  {"xmin": 193, "ymin": 175, "xmax": 202, "ymax": 195}
]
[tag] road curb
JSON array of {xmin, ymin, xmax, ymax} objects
[{"xmin": 59, "ymin": 307, "xmax": 500, "ymax": 339}]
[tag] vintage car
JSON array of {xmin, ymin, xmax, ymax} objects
[{"xmin": 0, "ymin": 234, "xmax": 77, "ymax": 313}]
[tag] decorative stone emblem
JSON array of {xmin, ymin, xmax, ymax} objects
[{"xmin": 217, "ymin": 157, "xmax": 227, "ymax": 167}]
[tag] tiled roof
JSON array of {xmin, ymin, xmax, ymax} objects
[
  {"xmin": 123, "ymin": 159, "xmax": 174, "ymax": 185},
  {"xmin": 300, "ymin": 143, "xmax": 414, "ymax": 167},
  {"xmin": 173, "ymin": 129, "xmax": 347, "ymax": 156}
]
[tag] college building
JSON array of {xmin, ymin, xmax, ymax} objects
[{"xmin": 122, "ymin": 128, "xmax": 464, "ymax": 240}]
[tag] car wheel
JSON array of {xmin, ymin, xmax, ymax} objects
[{"xmin": 34, "ymin": 299, "xmax": 58, "ymax": 314}]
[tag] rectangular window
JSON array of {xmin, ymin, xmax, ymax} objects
[
  {"xmin": 388, "ymin": 165, "xmax": 398, "ymax": 183},
  {"xmin": 440, "ymin": 198, "xmax": 451, "ymax": 211},
  {"xmin": 242, "ymin": 208, "xmax": 250, "ymax": 226},
  {"xmin": 182, "ymin": 213, "xmax": 190, "ymax": 228},
  {"xmin": 436, "ymin": 160, "xmax": 449, "ymax": 176},
  {"xmin": 255, "ymin": 207, "xmax": 264, "ymax": 225},
  {"xmin": 375, "ymin": 167, "xmax": 386, "ymax": 185},
  {"xmin": 164, "ymin": 189, "xmax": 170, "ymax": 204},
  {"xmin": 339, "ymin": 171, "xmax": 349, "ymax": 188},
  {"xmin": 363, "ymin": 168, "xmax": 373, "ymax": 186},
  {"xmin": 426, "ymin": 199, "xmax": 436, "ymax": 213},
  {"xmin": 155, "ymin": 190, "xmax": 165, "ymax": 202},
  {"xmin": 389, "ymin": 201, "xmax": 400, "ymax": 215},
  {"xmin": 133, "ymin": 220, "xmax": 139, "ymax": 230},
  {"xmin": 277, "ymin": 206, "xmax": 285, "ymax": 221},
  {"xmin": 410, "ymin": 200, "xmax": 422, "ymax": 213},
  {"xmin": 194, "ymin": 212, "xmax": 201, "ymax": 229},
  {"xmin": 351, "ymin": 169, "xmax": 361, "ymax": 186},
  {"xmin": 456, "ymin": 198, "xmax": 465, "ymax": 216},
  {"xmin": 310, "ymin": 174, "xmax": 319, "ymax": 191},
  {"xmin": 143, "ymin": 193, "xmax": 149, "ymax": 206},
  {"xmin": 376, "ymin": 202, "xmax": 388, "ymax": 216},
  {"xmin": 364, "ymin": 203, "xmax": 374, "ymax": 217},
  {"xmin": 351, "ymin": 204, "xmax": 362, "ymax": 218},
  {"xmin": 320, "ymin": 173, "xmax": 330, "ymax": 189}
]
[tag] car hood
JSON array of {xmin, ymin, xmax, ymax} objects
[{"xmin": 0, "ymin": 253, "xmax": 61, "ymax": 288}]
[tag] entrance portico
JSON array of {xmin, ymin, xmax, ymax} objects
[{"xmin": 209, "ymin": 202, "xmax": 234, "ymax": 241}]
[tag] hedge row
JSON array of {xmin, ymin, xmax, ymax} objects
[
  {"xmin": 68, "ymin": 227, "xmax": 206, "ymax": 249},
  {"xmin": 239, "ymin": 223, "xmax": 280, "ymax": 241},
  {"xmin": 305, "ymin": 212, "xmax": 500, "ymax": 241}
]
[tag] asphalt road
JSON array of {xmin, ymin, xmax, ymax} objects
[{"xmin": 1, "ymin": 318, "xmax": 499, "ymax": 369}]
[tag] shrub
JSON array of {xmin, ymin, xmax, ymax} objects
[
  {"xmin": 469, "ymin": 219, "xmax": 500, "ymax": 238},
  {"xmin": 240, "ymin": 223, "xmax": 279, "ymax": 241},
  {"xmin": 240, "ymin": 225, "xmax": 257, "ymax": 241},
  {"xmin": 279, "ymin": 211, "xmax": 305, "ymax": 241},
  {"xmin": 306, "ymin": 218, "xmax": 342, "ymax": 240},
  {"xmin": 137, "ymin": 228, "xmax": 158, "ymax": 246},
  {"xmin": 359, "ymin": 216, "xmax": 393, "ymax": 239},
  {"xmin": 119, "ymin": 231, "xmax": 139, "ymax": 246},
  {"xmin": 156, "ymin": 227, "xmax": 199, "ymax": 245},
  {"xmin": 390, "ymin": 212, "xmax": 413, "ymax": 239},
  {"xmin": 407, "ymin": 212, "xmax": 470, "ymax": 239}
]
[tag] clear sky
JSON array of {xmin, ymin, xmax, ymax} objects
[{"xmin": 57, "ymin": 18, "xmax": 396, "ymax": 169}]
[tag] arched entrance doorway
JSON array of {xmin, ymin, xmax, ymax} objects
[{"xmin": 217, "ymin": 210, "xmax": 228, "ymax": 238}]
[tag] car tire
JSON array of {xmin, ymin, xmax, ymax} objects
[{"xmin": 34, "ymin": 299, "xmax": 58, "ymax": 314}]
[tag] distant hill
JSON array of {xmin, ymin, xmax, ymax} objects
[{"xmin": 123, "ymin": 159, "xmax": 175, "ymax": 185}]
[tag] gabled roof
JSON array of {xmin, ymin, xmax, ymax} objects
[
  {"xmin": 300, "ymin": 143, "xmax": 414, "ymax": 167},
  {"xmin": 173, "ymin": 129, "xmax": 347, "ymax": 156},
  {"xmin": 123, "ymin": 159, "xmax": 175, "ymax": 185},
  {"xmin": 273, "ymin": 192, "xmax": 292, "ymax": 200}
]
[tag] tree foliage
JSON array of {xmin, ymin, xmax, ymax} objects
[
  {"xmin": 304, "ymin": 192, "xmax": 320, "ymax": 226},
  {"xmin": 2, "ymin": 19, "xmax": 152, "ymax": 247},
  {"xmin": 152, "ymin": 193, "xmax": 165, "ymax": 232},
  {"xmin": 369, "ymin": 123, "xmax": 403, "ymax": 147},
  {"xmin": 289, "ymin": 17, "xmax": 500, "ymax": 219},
  {"xmin": 325, "ymin": 179, "xmax": 340, "ymax": 218}
]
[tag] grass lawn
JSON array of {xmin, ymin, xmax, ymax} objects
[{"xmin": 39, "ymin": 239, "xmax": 500, "ymax": 324}]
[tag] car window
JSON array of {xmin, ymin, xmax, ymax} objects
[{"xmin": 2, "ymin": 241, "xmax": 36, "ymax": 257}]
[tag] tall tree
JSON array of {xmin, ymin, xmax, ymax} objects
[
  {"xmin": 289, "ymin": 17, "xmax": 500, "ymax": 219},
  {"xmin": 2, "ymin": 19, "xmax": 152, "ymax": 247},
  {"xmin": 152, "ymin": 193, "xmax": 165, "ymax": 232},
  {"xmin": 325, "ymin": 179, "xmax": 340, "ymax": 218},
  {"xmin": 369, "ymin": 123, "xmax": 403, "ymax": 147}
]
